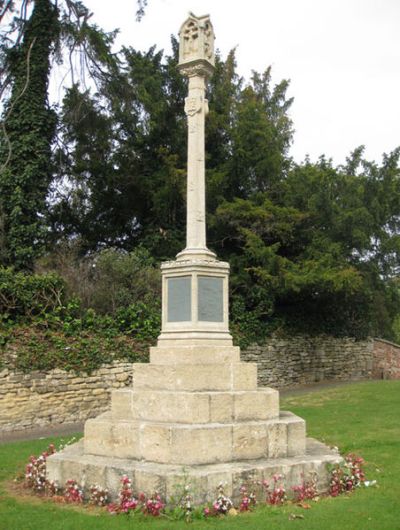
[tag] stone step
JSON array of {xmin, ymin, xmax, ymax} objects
[
  {"xmin": 132, "ymin": 362, "xmax": 257, "ymax": 392},
  {"xmin": 48, "ymin": 436, "xmax": 338, "ymax": 504},
  {"xmin": 83, "ymin": 411, "xmax": 305, "ymax": 465},
  {"xmin": 111, "ymin": 387, "xmax": 279, "ymax": 424},
  {"xmin": 149, "ymin": 345, "xmax": 241, "ymax": 364}
]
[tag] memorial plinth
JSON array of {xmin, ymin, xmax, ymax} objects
[
  {"xmin": 157, "ymin": 258, "xmax": 232, "ymax": 347},
  {"xmin": 47, "ymin": 13, "xmax": 341, "ymax": 503}
]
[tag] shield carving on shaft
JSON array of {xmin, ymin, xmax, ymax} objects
[{"xmin": 184, "ymin": 96, "xmax": 202, "ymax": 117}]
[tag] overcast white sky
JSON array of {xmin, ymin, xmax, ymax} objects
[{"xmin": 82, "ymin": 0, "xmax": 400, "ymax": 166}]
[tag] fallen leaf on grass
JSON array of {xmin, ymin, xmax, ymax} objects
[
  {"xmin": 298, "ymin": 502, "xmax": 311, "ymax": 509},
  {"xmin": 289, "ymin": 513, "xmax": 304, "ymax": 520},
  {"xmin": 52, "ymin": 495, "xmax": 66, "ymax": 504}
]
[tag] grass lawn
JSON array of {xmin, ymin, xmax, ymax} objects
[{"xmin": 1, "ymin": 380, "xmax": 399, "ymax": 530}]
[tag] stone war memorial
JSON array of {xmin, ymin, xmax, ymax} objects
[{"xmin": 47, "ymin": 13, "xmax": 341, "ymax": 503}]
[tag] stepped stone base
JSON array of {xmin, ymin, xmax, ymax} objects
[
  {"xmin": 83, "ymin": 410, "xmax": 305, "ymax": 464},
  {"xmin": 47, "ymin": 437, "xmax": 340, "ymax": 503},
  {"xmin": 47, "ymin": 342, "xmax": 342, "ymax": 503}
]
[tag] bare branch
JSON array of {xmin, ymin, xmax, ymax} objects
[{"xmin": 0, "ymin": 0, "xmax": 14, "ymax": 23}]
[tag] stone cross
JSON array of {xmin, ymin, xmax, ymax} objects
[
  {"xmin": 156, "ymin": 13, "xmax": 231, "ymax": 345},
  {"xmin": 46, "ymin": 15, "xmax": 339, "ymax": 502},
  {"xmin": 177, "ymin": 13, "xmax": 216, "ymax": 261}
]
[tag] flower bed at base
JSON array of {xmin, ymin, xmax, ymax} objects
[{"xmin": 20, "ymin": 443, "xmax": 374, "ymax": 523}]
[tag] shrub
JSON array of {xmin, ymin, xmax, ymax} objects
[
  {"xmin": 90, "ymin": 247, "xmax": 160, "ymax": 314},
  {"xmin": 0, "ymin": 302, "xmax": 157, "ymax": 373},
  {"xmin": 36, "ymin": 245, "xmax": 161, "ymax": 316},
  {"xmin": 115, "ymin": 301, "xmax": 160, "ymax": 340},
  {"xmin": 230, "ymin": 296, "xmax": 271, "ymax": 348},
  {"xmin": 0, "ymin": 267, "xmax": 64, "ymax": 321}
]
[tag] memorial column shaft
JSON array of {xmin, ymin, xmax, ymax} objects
[{"xmin": 186, "ymin": 74, "xmax": 207, "ymax": 251}]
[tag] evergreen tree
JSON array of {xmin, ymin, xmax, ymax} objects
[
  {"xmin": 214, "ymin": 150, "xmax": 400, "ymax": 339},
  {"xmin": 50, "ymin": 39, "xmax": 188, "ymax": 258}
]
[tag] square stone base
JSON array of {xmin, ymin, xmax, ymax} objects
[{"xmin": 47, "ymin": 438, "xmax": 341, "ymax": 504}]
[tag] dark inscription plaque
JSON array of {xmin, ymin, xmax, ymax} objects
[
  {"xmin": 167, "ymin": 276, "xmax": 191, "ymax": 322},
  {"xmin": 198, "ymin": 276, "xmax": 223, "ymax": 322}
]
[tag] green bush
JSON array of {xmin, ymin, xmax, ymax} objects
[
  {"xmin": 230, "ymin": 296, "xmax": 272, "ymax": 348},
  {"xmin": 44, "ymin": 298, "xmax": 161, "ymax": 342},
  {"xmin": 37, "ymin": 245, "xmax": 161, "ymax": 315},
  {"xmin": 0, "ymin": 267, "xmax": 64, "ymax": 321},
  {"xmin": 0, "ymin": 248, "xmax": 163, "ymax": 373},
  {"xmin": 115, "ymin": 301, "xmax": 161, "ymax": 340},
  {"xmin": 90, "ymin": 247, "xmax": 161, "ymax": 314}
]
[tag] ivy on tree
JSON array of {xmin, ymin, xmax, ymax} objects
[{"xmin": 0, "ymin": 0, "xmax": 59, "ymax": 270}]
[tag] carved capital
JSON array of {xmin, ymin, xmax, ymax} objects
[{"xmin": 178, "ymin": 60, "xmax": 214, "ymax": 79}]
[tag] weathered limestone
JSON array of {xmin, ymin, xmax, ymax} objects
[
  {"xmin": 47, "ymin": 437, "xmax": 340, "ymax": 503},
  {"xmin": 111, "ymin": 388, "xmax": 279, "ymax": 423},
  {"xmin": 130, "ymin": 362, "xmax": 257, "ymax": 391},
  {"xmin": 176, "ymin": 13, "xmax": 215, "ymax": 260},
  {"xmin": 149, "ymin": 344, "xmax": 240, "ymax": 364},
  {"xmin": 83, "ymin": 411, "xmax": 304, "ymax": 465},
  {"xmin": 48, "ymin": 337, "xmax": 339, "ymax": 498},
  {"xmin": 159, "ymin": 246, "xmax": 232, "ymax": 347},
  {"xmin": 47, "ymin": 13, "xmax": 342, "ymax": 502}
]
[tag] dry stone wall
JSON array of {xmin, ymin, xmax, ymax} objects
[
  {"xmin": 241, "ymin": 336, "xmax": 374, "ymax": 388},
  {"xmin": 0, "ymin": 362, "xmax": 132, "ymax": 432}
]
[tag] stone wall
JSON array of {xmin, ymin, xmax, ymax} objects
[
  {"xmin": 241, "ymin": 336, "xmax": 374, "ymax": 388},
  {"xmin": 0, "ymin": 362, "xmax": 132, "ymax": 432},
  {"xmin": 372, "ymin": 338, "xmax": 400, "ymax": 380}
]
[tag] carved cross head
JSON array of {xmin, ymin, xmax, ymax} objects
[{"xmin": 179, "ymin": 13, "xmax": 215, "ymax": 68}]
